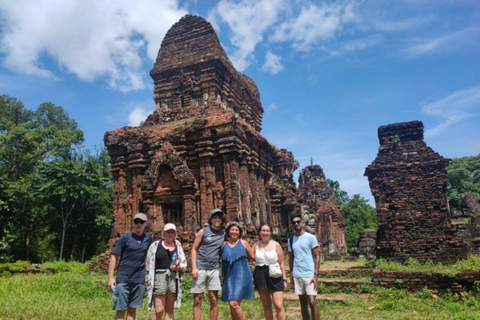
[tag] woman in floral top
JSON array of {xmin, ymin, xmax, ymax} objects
[{"xmin": 146, "ymin": 223, "xmax": 187, "ymax": 320}]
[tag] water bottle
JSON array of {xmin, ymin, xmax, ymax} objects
[
  {"xmin": 112, "ymin": 285, "xmax": 118, "ymax": 303},
  {"xmin": 171, "ymin": 251, "xmax": 178, "ymax": 267}
]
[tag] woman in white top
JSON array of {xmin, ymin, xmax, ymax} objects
[{"xmin": 252, "ymin": 224, "xmax": 286, "ymax": 320}]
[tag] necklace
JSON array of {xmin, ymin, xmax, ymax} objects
[{"xmin": 228, "ymin": 239, "xmax": 239, "ymax": 247}]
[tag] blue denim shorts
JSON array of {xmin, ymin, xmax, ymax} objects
[{"xmin": 113, "ymin": 282, "xmax": 145, "ymax": 311}]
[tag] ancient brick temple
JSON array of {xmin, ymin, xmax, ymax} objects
[
  {"xmin": 296, "ymin": 165, "xmax": 347, "ymax": 256},
  {"xmin": 364, "ymin": 121, "xmax": 470, "ymax": 262},
  {"xmin": 101, "ymin": 15, "xmax": 298, "ymax": 258}
]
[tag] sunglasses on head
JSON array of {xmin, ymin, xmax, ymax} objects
[
  {"xmin": 134, "ymin": 219, "xmax": 146, "ymax": 224},
  {"xmin": 292, "ymin": 220, "xmax": 302, "ymax": 225}
]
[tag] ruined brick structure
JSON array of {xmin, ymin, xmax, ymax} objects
[
  {"xmin": 99, "ymin": 15, "xmax": 298, "ymax": 265},
  {"xmin": 364, "ymin": 121, "xmax": 470, "ymax": 262},
  {"xmin": 350, "ymin": 231, "xmax": 376, "ymax": 260},
  {"xmin": 451, "ymin": 192, "xmax": 480, "ymax": 255},
  {"xmin": 296, "ymin": 165, "xmax": 347, "ymax": 257}
]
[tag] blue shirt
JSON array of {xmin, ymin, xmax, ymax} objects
[
  {"xmin": 113, "ymin": 231, "xmax": 153, "ymax": 284},
  {"xmin": 288, "ymin": 232, "xmax": 318, "ymax": 278}
]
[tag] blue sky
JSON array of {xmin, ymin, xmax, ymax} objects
[{"xmin": 1, "ymin": 0, "xmax": 479, "ymax": 204}]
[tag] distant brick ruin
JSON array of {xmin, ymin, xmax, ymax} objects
[
  {"xmin": 297, "ymin": 165, "xmax": 347, "ymax": 257},
  {"xmin": 365, "ymin": 121, "xmax": 470, "ymax": 262},
  {"xmin": 451, "ymin": 192, "xmax": 480, "ymax": 255},
  {"xmin": 99, "ymin": 15, "xmax": 299, "ymax": 266}
]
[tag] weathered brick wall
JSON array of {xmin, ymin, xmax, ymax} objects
[
  {"xmin": 373, "ymin": 270, "xmax": 480, "ymax": 292},
  {"xmin": 365, "ymin": 121, "xmax": 470, "ymax": 262},
  {"xmin": 297, "ymin": 165, "xmax": 347, "ymax": 256}
]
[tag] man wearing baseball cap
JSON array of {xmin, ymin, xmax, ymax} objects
[
  {"xmin": 191, "ymin": 208, "xmax": 226, "ymax": 320},
  {"xmin": 108, "ymin": 212, "xmax": 153, "ymax": 320}
]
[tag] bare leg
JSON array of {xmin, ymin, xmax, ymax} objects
[
  {"xmin": 154, "ymin": 294, "xmax": 166, "ymax": 320},
  {"xmin": 271, "ymin": 291, "xmax": 286, "ymax": 320},
  {"xmin": 193, "ymin": 293, "xmax": 204, "ymax": 320},
  {"xmin": 115, "ymin": 310, "xmax": 126, "ymax": 320},
  {"xmin": 258, "ymin": 289, "xmax": 273, "ymax": 320},
  {"xmin": 126, "ymin": 307, "xmax": 136, "ymax": 320},
  {"xmin": 165, "ymin": 292, "xmax": 176, "ymax": 320},
  {"xmin": 308, "ymin": 295, "xmax": 319, "ymax": 320},
  {"xmin": 207, "ymin": 290, "xmax": 219, "ymax": 320},
  {"xmin": 228, "ymin": 300, "xmax": 243, "ymax": 320},
  {"xmin": 298, "ymin": 295, "xmax": 310, "ymax": 320}
]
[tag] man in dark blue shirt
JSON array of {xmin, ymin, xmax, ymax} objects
[{"xmin": 108, "ymin": 212, "xmax": 153, "ymax": 320}]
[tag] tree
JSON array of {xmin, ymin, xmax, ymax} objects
[
  {"xmin": 0, "ymin": 95, "xmax": 84, "ymax": 261},
  {"xmin": 447, "ymin": 155, "xmax": 480, "ymax": 212},
  {"xmin": 36, "ymin": 151, "xmax": 111, "ymax": 261},
  {"xmin": 64, "ymin": 150, "xmax": 112, "ymax": 262},
  {"xmin": 341, "ymin": 194, "xmax": 377, "ymax": 249},
  {"xmin": 327, "ymin": 178, "xmax": 350, "ymax": 206}
]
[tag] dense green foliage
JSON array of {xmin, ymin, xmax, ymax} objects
[
  {"xmin": 327, "ymin": 178, "xmax": 350, "ymax": 205},
  {"xmin": 0, "ymin": 95, "xmax": 112, "ymax": 263},
  {"xmin": 327, "ymin": 179, "xmax": 377, "ymax": 250},
  {"xmin": 447, "ymin": 155, "xmax": 480, "ymax": 212},
  {"xmin": 341, "ymin": 194, "xmax": 377, "ymax": 249}
]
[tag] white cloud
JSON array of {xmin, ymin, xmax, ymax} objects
[
  {"xmin": 270, "ymin": 2, "xmax": 357, "ymax": 52},
  {"xmin": 422, "ymin": 85, "xmax": 480, "ymax": 137},
  {"xmin": 262, "ymin": 51, "xmax": 284, "ymax": 74},
  {"xmin": 329, "ymin": 34, "xmax": 382, "ymax": 57},
  {"xmin": 209, "ymin": 0, "xmax": 285, "ymax": 71},
  {"xmin": 372, "ymin": 15, "xmax": 434, "ymax": 32},
  {"xmin": 0, "ymin": 0, "xmax": 187, "ymax": 92},
  {"xmin": 128, "ymin": 106, "xmax": 150, "ymax": 126},
  {"xmin": 267, "ymin": 103, "xmax": 278, "ymax": 111},
  {"xmin": 404, "ymin": 27, "xmax": 480, "ymax": 57}
]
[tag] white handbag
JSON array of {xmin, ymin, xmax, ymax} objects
[{"xmin": 268, "ymin": 262, "xmax": 282, "ymax": 278}]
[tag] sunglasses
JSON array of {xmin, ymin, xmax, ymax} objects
[
  {"xmin": 292, "ymin": 220, "xmax": 302, "ymax": 225},
  {"xmin": 134, "ymin": 219, "xmax": 146, "ymax": 224}
]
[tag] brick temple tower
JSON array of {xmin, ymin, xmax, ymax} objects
[
  {"xmin": 364, "ymin": 121, "xmax": 470, "ymax": 262},
  {"xmin": 102, "ymin": 15, "xmax": 298, "ymax": 255}
]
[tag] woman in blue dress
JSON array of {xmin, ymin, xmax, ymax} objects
[{"xmin": 222, "ymin": 221, "xmax": 254, "ymax": 320}]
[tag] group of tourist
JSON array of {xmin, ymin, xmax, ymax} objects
[{"xmin": 108, "ymin": 209, "xmax": 320, "ymax": 320}]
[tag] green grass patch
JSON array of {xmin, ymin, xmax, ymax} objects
[
  {"xmin": 1, "ymin": 262, "xmax": 479, "ymax": 320},
  {"xmin": 371, "ymin": 256, "xmax": 480, "ymax": 276}
]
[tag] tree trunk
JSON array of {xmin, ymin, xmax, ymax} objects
[
  {"xmin": 59, "ymin": 219, "xmax": 67, "ymax": 260},
  {"xmin": 25, "ymin": 233, "xmax": 30, "ymax": 261}
]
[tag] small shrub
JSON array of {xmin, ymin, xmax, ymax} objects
[
  {"xmin": 1, "ymin": 270, "xmax": 11, "ymax": 277},
  {"xmin": 2, "ymin": 260, "xmax": 33, "ymax": 272}
]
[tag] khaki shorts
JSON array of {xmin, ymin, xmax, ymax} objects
[
  {"xmin": 293, "ymin": 277, "xmax": 317, "ymax": 296},
  {"xmin": 190, "ymin": 269, "xmax": 221, "ymax": 293},
  {"xmin": 154, "ymin": 269, "xmax": 177, "ymax": 295}
]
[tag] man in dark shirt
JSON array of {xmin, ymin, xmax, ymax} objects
[{"xmin": 108, "ymin": 212, "xmax": 153, "ymax": 320}]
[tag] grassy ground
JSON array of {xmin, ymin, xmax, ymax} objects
[{"xmin": 1, "ymin": 269, "xmax": 479, "ymax": 320}]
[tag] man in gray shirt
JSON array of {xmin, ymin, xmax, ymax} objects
[{"xmin": 191, "ymin": 208, "xmax": 225, "ymax": 320}]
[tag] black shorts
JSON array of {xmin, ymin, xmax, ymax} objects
[{"xmin": 253, "ymin": 265, "xmax": 284, "ymax": 292}]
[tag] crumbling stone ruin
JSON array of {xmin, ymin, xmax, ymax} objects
[
  {"xmin": 296, "ymin": 165, "xmax": 347, "ymax": 257},
  {"xmin": 350, "ymin": 231, "xmax": 376, "ymax": 260},
  {"xmin": 451, "ymin": 192, "xmax": 480, "ymax": 254},
  {"xmin": 98, "ymin": 15, "xmax": 299, "ymax": 267},
  {"xmin": 364, "ymin": 121, "xmax": 470, "ymax": 262}
]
